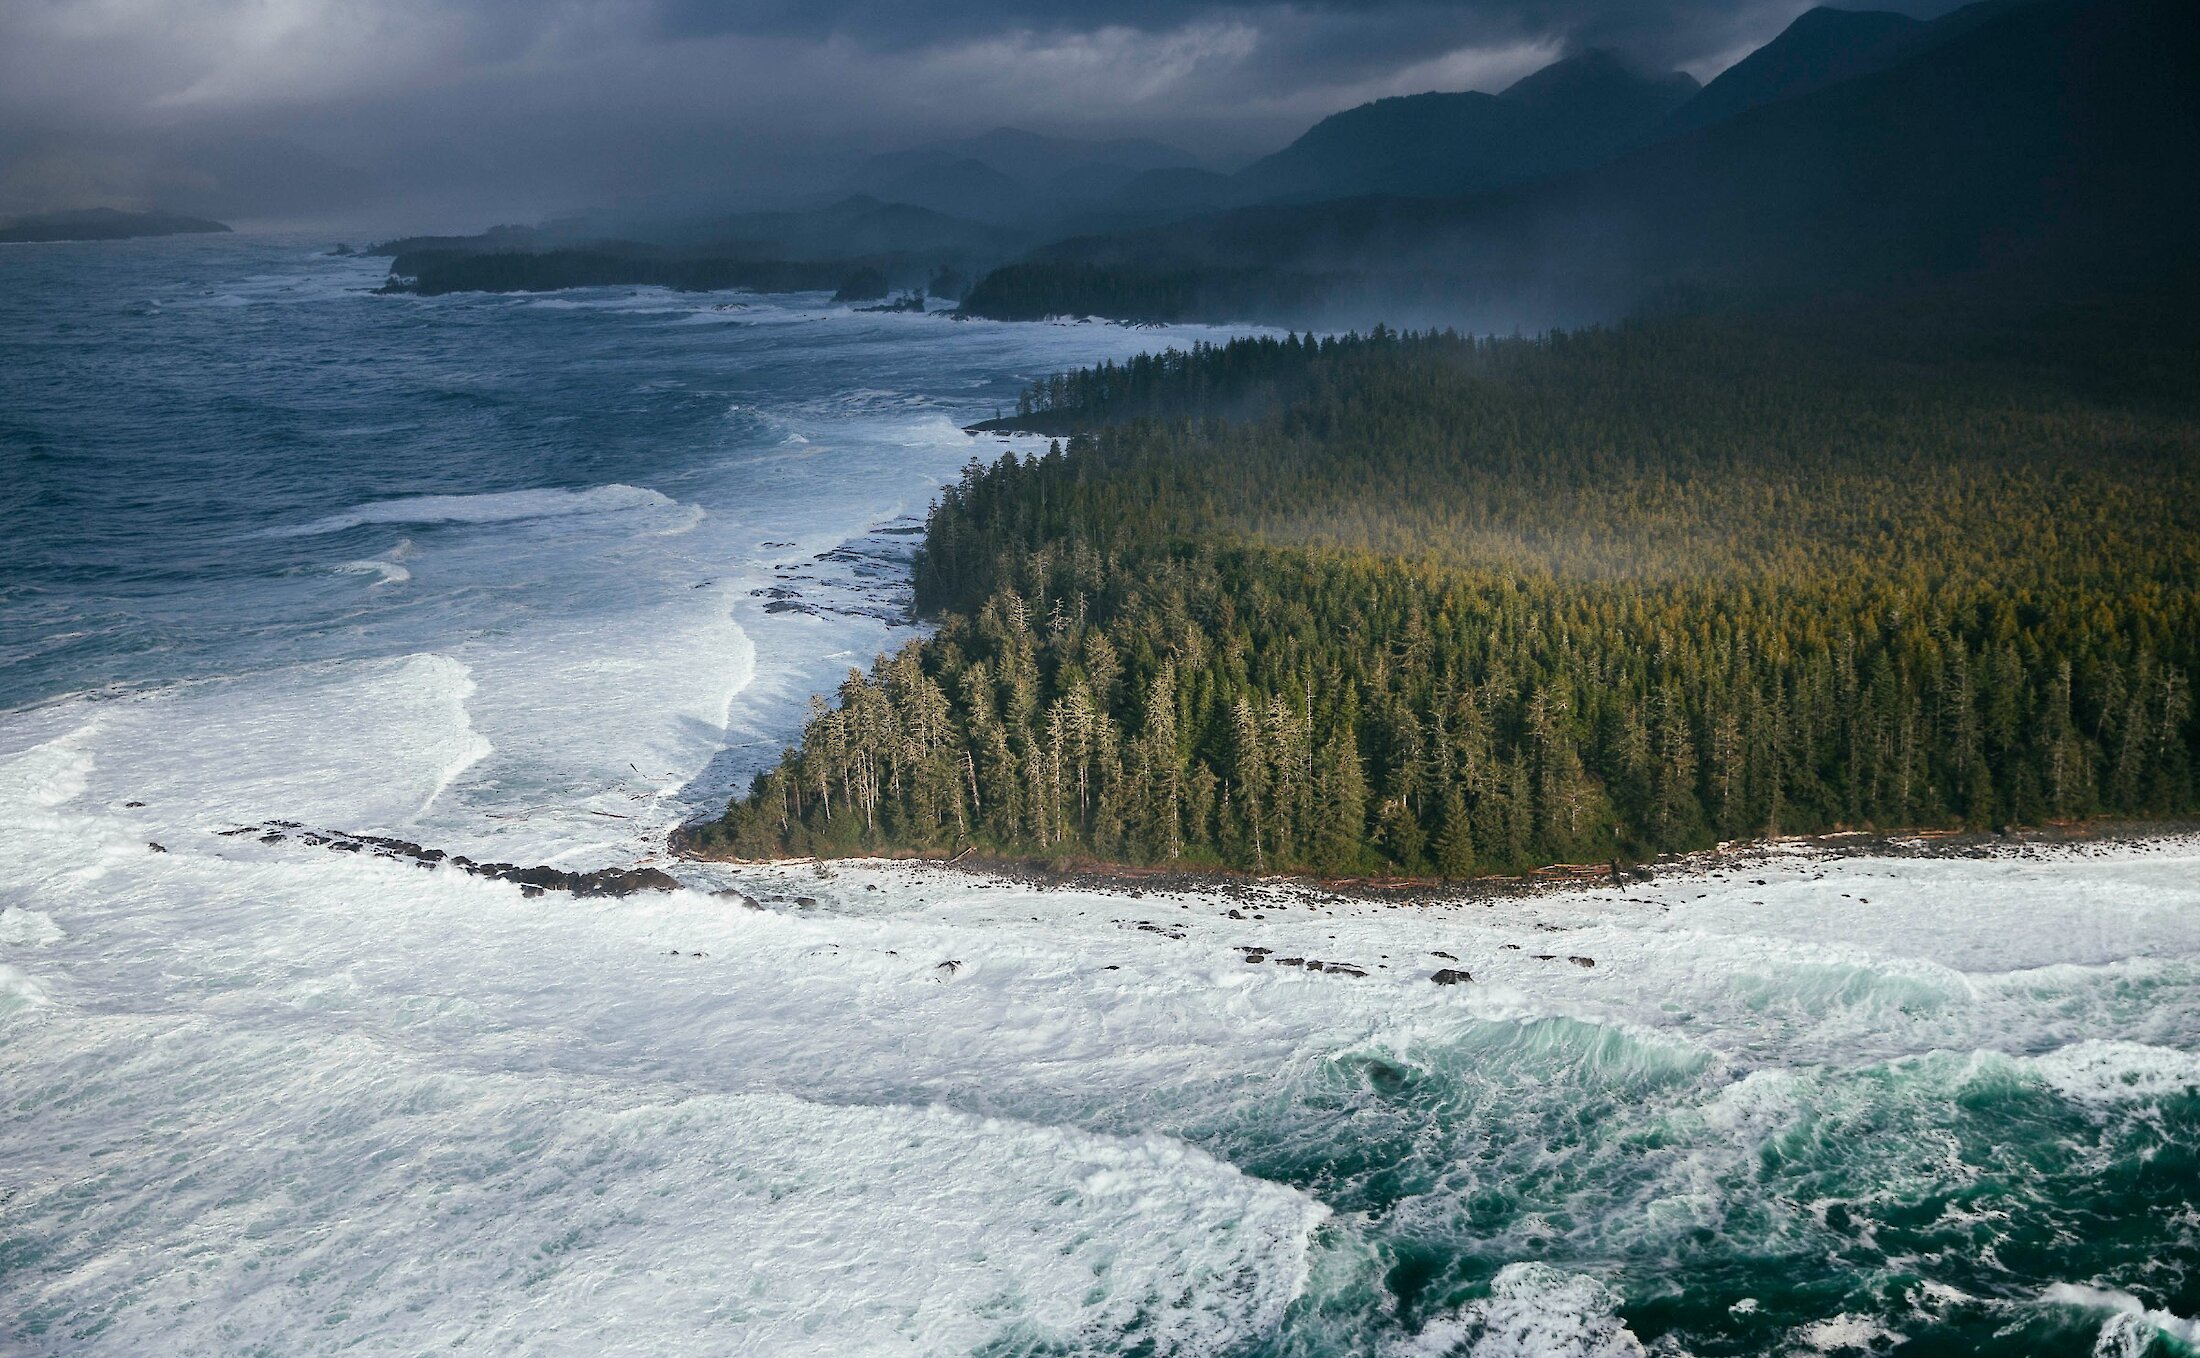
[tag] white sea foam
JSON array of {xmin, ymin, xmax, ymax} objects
[
  {"xmin": 2, "ymin": 1026, "xmax": 1322, "ymax": 1356},
  {"xmin": 1391, "ymin": 1264, "xmax": 1646, "ymax": 1357},
  {"xmin": 0, "ymin": 962, "xmax": 47, "ymax": 1018},
  {"xmin": 2022, "ymin": 1040, "xmax": 2200, "ymax": 1106},
  {"xmin": 1792, "ymin": 1312, "xmax": 1904, "ymax": 1352},
  {"xmin": 31, "ymin": 654, "xmax": 494, "ymax": 835},
  {"xmin": 2041, "ymin": 1283, "xmax": 2200, "ymax": 1354},
  {"xmin": 334, "ymin": 557, "xmax": 411, "ymax": 585},
  {"xmin": 0, "ymin": 907, "xmax": 64, "ymax": 947},
  {"xmin": 0, "ymin": 722, "xmax": 94, "ymax": 812},
  {"xmin": 265, "ymin": 483, "xmax": 680, "ymax": 537}
]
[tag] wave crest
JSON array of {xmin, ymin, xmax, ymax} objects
[{"xmin": 265, "ymin": 484, "xmax": 679, "ymax": 538}]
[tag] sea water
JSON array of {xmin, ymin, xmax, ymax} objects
[{"xmin": 1, "ymin": 235, "xmax": 2195, "ymax": 1357}]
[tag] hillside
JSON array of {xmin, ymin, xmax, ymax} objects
[
  {"xmin": 1233, "ymin": 50, "xmax": 1698, "ymax": 202},
  {"xmin": 1661, "ymin": 0, "xmax": 2014, "ymax": 133},
  {"xmin": 958, "ymin": 0, "xmax": 2200, "ymax": 326}
]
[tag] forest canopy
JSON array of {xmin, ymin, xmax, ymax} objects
[{"xmin": 689, "ymin": 302, "xmax": 2200, "ymax": 877}]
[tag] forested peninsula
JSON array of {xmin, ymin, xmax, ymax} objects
[{"xmin": 685, "ymin": 301, "xmax": 2200, "ymax": 878}]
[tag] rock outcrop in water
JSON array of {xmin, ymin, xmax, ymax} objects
[{"xmin": 216, "ymin": 822, "xmax": 682, "ymax": 897}]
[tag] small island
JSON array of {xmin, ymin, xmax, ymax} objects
[{"xmin": 0, "ymin": 208, "xmax": 232, "ymax": 244}]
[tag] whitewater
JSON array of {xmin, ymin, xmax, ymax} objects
[{"xmin": 2, "ymin": 235, "xmax": 2195, "ymax": 1357}]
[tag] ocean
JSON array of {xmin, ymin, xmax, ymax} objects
[{"xmin": 1, "ymin": 233, "xmax": 2195, "ymax": 1357}]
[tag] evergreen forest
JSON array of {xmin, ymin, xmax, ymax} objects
[{"xmin": 690, "ymin": 303, "xmax": 2200, "ymax": 877}]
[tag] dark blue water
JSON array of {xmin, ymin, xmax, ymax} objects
[{"xmin": 0, "ymin": 233, "xmax": 1163, "ymax": 711}]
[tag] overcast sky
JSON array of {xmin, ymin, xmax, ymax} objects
[{"xmin": 0, "ymin": 0, "xmax": 1965, "ymax": 226}]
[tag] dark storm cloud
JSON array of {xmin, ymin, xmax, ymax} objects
[
  {"xmin": 647, "ymin": 0, "xmax": 1823, "ymax": 70},
  {"xmin": 0, "ymin": 0, "xmax": 1965, "ymax": 222}
]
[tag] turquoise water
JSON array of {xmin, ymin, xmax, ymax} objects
[{"xmin": 0, "ymin": 235, "xmax": 2195, "ymax": 1357}]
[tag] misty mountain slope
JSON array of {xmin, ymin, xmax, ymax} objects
[
  {"xmin": 846, "ymin": 127, "xmax": 1209, "ymax": 222},
  {"xmin": 870, "ymin": 159, "xmax": 1036, "ymax": 222},
  {"xmin": 1233, "ymin": 50, "xmax": 1699, "ymax": 202},
  {"xmin": 860, "ymin": 127, "xmax": 1203, "ymax": 186},
  {"xmin": 972, "ymin": 0, "xmax": 2199, "ymax": 325},
  {"xmin": 1662, "ymin": 0, "xmax": 2020, "ymax": 133}
]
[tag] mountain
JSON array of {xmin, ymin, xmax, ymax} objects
[
  {"xmin": 0, "ymin": 207, "xmax": 231, "ymax": 244},
  {"xmin": 1233, "ymin": 50, "xmax": 1699, "ymax": 201},
  {"xmin": 869, "ymin": 159, "xmax": 1036, "ymax": 222},
  {"xmin": 964, "ymin": 0, "xmax": 2199, "ymax": 326},
  {"xmin": 849, "ymin": 53, "xmax": 1701, "ymax": 231},
  {"xmin": 1663, "ymin": 0, "xmax": 2017, "ymax": 133}
]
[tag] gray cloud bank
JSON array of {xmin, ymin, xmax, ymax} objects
[{"xmin": 0, "ymin": 0, "xmax": 1965, "ymax": 227}]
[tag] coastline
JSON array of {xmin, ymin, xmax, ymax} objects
[{"xmin": 672, "ymin": 813, "xmax": 2200, "ymax": 904}]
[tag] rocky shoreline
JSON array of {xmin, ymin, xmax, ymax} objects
[
  {"xmin": 214, "ymin": 821, "xmax": 683, "ymax": 898},
  {"xmin": 675, "ymin": 815, "xmax": 2200, "ymax": 906}
]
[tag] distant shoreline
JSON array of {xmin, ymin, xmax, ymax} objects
[{"xmin": 0, "ymin": 208, "xmax": 232, "ymax": 245}]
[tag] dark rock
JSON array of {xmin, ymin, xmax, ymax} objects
[
  {"xmin": 222, "ymin": 818, "xmax": 679, "ymax": 898},
  {"xmin": 796, "ymin": 896, "xmax": 819, "ymax": 908},
  {"xmin": 1431, "ymin": 950, "xmax": 1456, "ymax": 960},
  {"xmin": 1569, "ymin": 955, "xmax": 1596, "ymax": 968},
  {"xmin": 123, "ymin": 800, "xmax": 146, "ymax": 808},
  {"xmin": 935, "ymin": 960, "xmax": 962, "ymax": 977},
  {"xmin": 586, "ymin": 867, "xmax": 681, "ymax": 897},
  {"xmin": 147, "ymin": 842, "xmax": 167, "ymax": 854},
  {"xmin": 1532, "ymin": 953, "xmax": 1557, "ymax": 961},
  {"xmin": 1430, "ymin": 968, "xmax": 1473, "ymax": 985},
  {"xmin": 714, "ymin": 888, "xmax": 765, "ymax": 909}
]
